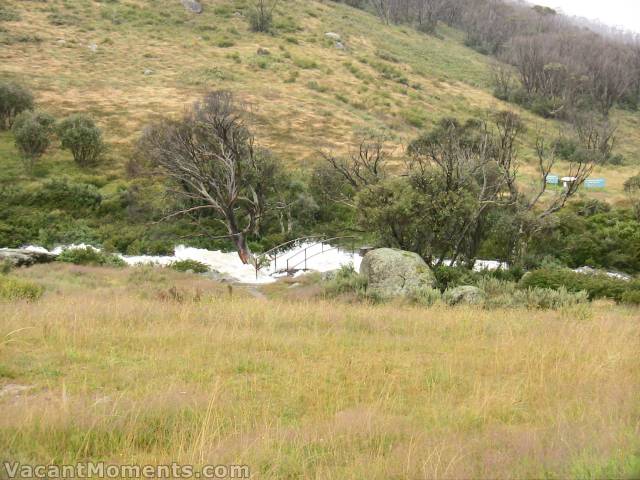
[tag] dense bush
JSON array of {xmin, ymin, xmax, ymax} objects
[
  {"xmin": 620, "ymin": 290, "xmax": 640, "ymax": 305},
  {"xmin": 519, "ymin": 268, "xmax": 640, "ymax": 303},
  {"xmin": 247, "ymin": 1, "xmax": 275, "ymax": 33},
  {"xmin": 170, "ymin": 259, "xmax": 209, "ymax": 273},
  {"xmin": 12, "ymin": 110, "xmax": 56, "ymax": 171},
  {"xmin": 479, "ymin": 278, "xmax": 588, "ymax": 310},
  {"xmin": 57, "ymin": 114, "xmax": 105, "ymax": 167},
  {"xmin": 56, "ymin": 247, "xmax": 125, "ymax": 267},
  {"xmin": 0, "ymin": 260, "xmax": 11, "ymax": 275},
  {"xmin": 0, "ymin": 275, "xmax": 43, "ymax": 302},
  {"xmin": 526, "ymin": 205, "xmax": 640, "ymax": 274},
  {"xmin": 28, "ymin": 178, "xmax": 103, "ymax": 211},
  {"xmin": 0, "ymin": 81, "xmax": 33, "ymax": 129},
  {"xmin": 432, "ymin": 265, "xmax": 480, "ymax": 292},
  {"xmin": 624, "ymin": 174, "xmax": 640, "ymax": 194},
  {"xmin": 26, "ymin": 178, "xmax": 102, "ymax": 212},
  {"xmin": 322, "ymin": 265, "xmax": 368, "ymax": 298},
  {"xmin": 408, "ymin": 286, "xmax": 442, "ymax": 306}
]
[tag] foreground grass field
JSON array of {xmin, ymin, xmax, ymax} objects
[{"xmin": 1, "ymin": 265, "xmax": 639, "ymax": 478}]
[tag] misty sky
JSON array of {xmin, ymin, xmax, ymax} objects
[{"xmin": 531, "ymin": 0, "xmax": 640, "ymax": 33}]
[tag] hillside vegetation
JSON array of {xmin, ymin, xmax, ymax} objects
[
  {"xmin": 2, "ymin": 0, "xmax": 640, "ymax": 163},
  {"xmin": 0, "ymin": 0, "xmax": 639, "ymax": 262}
]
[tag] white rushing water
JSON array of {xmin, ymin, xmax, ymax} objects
[
  {"xmin": 10, "ymin": 243, "xmax": 633, "ymax": 284},
  {"xmin": 16, "ymin": 243, "xmax": 514, "ymax": 284},
  {"xmin": 23, "ymin": 242, "xmax": 362, "ymax": 284}
]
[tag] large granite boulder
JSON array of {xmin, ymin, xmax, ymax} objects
[
  {"xmin": 0, "ymin": 249, "xmax": 56, "ymax": 267},
  {"xmin": 443, "ymin": 286, "xmax": 485, "ymax": 306},
  {"xmin": 359, "ymin": 248, "xmax": 435, "ymax": 300}
]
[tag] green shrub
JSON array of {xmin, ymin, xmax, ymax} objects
[
  {"xmin": 554, "ymin": 137, "xmax": 579, "ymax": 160},
  {"xmin": 519, "ymin": 268, "xmax": 640, "ymax": 303},
  {"xmin": 57, "ymin": 114, "xmax": 105, "ymax": 167},
  {"xmin": 479, "ymin": 277, "xmax": 588, "ymax": 309},
  {"xmin": 620, "ymin": 290, "xmax": 640, "ymax": 305},
  {"xmin": 408, "ymin": 286, "xmax": 441, "ymax": 306},
  {"xmin": 432, "ymin": 266, "xmax": 480, "ymax": 292},
  {"xmin": 1, "ymin": 261, "xmax": 12, "ymax": 275},
  {"xmin": 323, "ymin": 265, "xmax": 368, "ymax": 298},
  {"xmin": 293, "ymin": 57, "xmax": 318, "ymax": 69},
  {"xmin": 624, "ymin": 174, "xmax": 640, "ymax": 194},
  {"xmin": 509, "ymin": 287, "xmax": 588, "ymax": 310},
  {"xmin": 0, "ymin": 80, "xmax": 33, "ymax": 129},
  {"xmin": 0, "ymin": 276, "xmax": 43, "ymax": 302},
  {"xmin": 12, "ymin": 110, "xmax": 56, "ymax": 171},
  {"xmin": 307, "ymin": 80, "xmax": 329, "ymax": 93},
  {"xmin": 247, "ymin": 2, "xmax": 274, "ymax": 33},
  {"xmin": 0, "ymin": 5, "xmax": 20, "ymax": 22},
  {"xmin": 56, "ymin": 247, "xmax": 125, "ymax": 267},
  {"xmin": 29, "ymin": 178, "xmax": 102, "ymax": 211},
  {"xmin": 170, "ymin": 259, "xmax": 209, "ymax": 273}
]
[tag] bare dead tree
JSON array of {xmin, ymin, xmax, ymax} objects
[
  {"xmin": 491, "ymin": 61, "xmax": 517, "ymax": 100},
  {"xmin": 140, "ymin": 91, "xmax": 281, "ymax": 265},
  {"xmin": 369, "ymin": 0, "xmax": 391, "ymax": 24},
  {"xmin": 319, "ymin": 135, "xmax": 392, "ymax": 205},
  {"xmin": 570, "ymin": 111, "xmax": 617, "ymax": 160},
  {"xmin": 248, "ymin": 0, "xmax": 280, "ymax": 32}
]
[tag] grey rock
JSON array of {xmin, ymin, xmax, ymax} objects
[
  {"xmin": 335, "ymin": 41, "xmax": 346, "ymax": 50},
  {"xmin": 0, "ymin": 249, "xmax": 56, "ymax": 267},
  {"xmin": 143, "ymin": 68, "xmax": 154, "ymax": 75},
  {"xmin": 325, "ymin": 32, "xmax": 341, "ymax": 41},
  {"xmin": 359, "ymin": 248, "xmax": 435, "ymax": 300},
  {"xmin": 203, "ymin": 270, "xmax": 239, "ymax": 283},
  {"xmin": 181, "ymin": 0, "xmax": 203, "ymax": 14},
  {"xmin": 88, "ymin": 43, "xmax": 98, "ymax": 52},
  {"xmin": 257, "ymin": 47, "xmax": 271, "ymax": 56},
  {"xmin": 444, "ymin": 286, "xmax": 485, "ymax": 306},
  {"xmin": 574, "ymin": 266, "xmax": 632, "ymax": 282},
  {"xmin": 321, "ymin": 270, "xmax": 338, "ymax": 281}
]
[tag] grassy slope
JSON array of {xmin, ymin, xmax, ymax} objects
[
  {"xmin": 1, "ymin": 264, "xmax": 639, "ymax": 477},
  {"xmin": 0, "ymin": 0, "xmax": 638, "ymax": 254},
  {"xmin": 1, "ymin": 1, "xmax": 639, "ymax": 171}
]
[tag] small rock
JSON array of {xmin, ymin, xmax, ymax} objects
[
  {"xmin": 444, "ymin": 286, "xmax": 485, "ymax": 306},
  {"xmin": 335, "ymin": 41, "xmax": 346, "ymax": 50},
  {"xmin": 181, "ymin": 0, "xmax": 203, "ymax": 14},
  {"xmin": 203, "ymin": 270, "xmax": 239, "ymax": 283},
  {"xmin": 321, "ymin": 270, "xmax": 338, "ymax": 281},
  {"xmin": 88, "ymin": 43, "xmax": 98, "ymax": 52},
  {"xmin": 57, "ymin": 39, "xmax": 66, "ymax": 45},
  {"xmin": 257, "ymin": 47, "xmax": 271, "ymax": 56},
  {"xmin": 325, "ymin": 32, "xmax": 341, "ymax": 41},
  {"xmin": 143, "ymin": 68, "xmax": 154, "ymax": 75}
]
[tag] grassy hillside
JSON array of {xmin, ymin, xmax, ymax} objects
[
  {"xmin": 1, "ymin": 264, "xmax": 639, "ymax": 478},
  {"xmin": 2, "ymin": 0, "xmax": 640, "ymax": 164},
  {"xmin": 0, "ymin": 0, "xmax": 639, "ymax": 252}
]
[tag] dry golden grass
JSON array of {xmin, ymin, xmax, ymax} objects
[{"xmin": 1, "ymin": 265, "xmax": 639, "ymax": 478}]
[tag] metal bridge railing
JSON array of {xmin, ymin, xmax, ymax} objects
[{"xmin": 253, "ymin": 236, "xmax": 357, "ymax": 279}]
